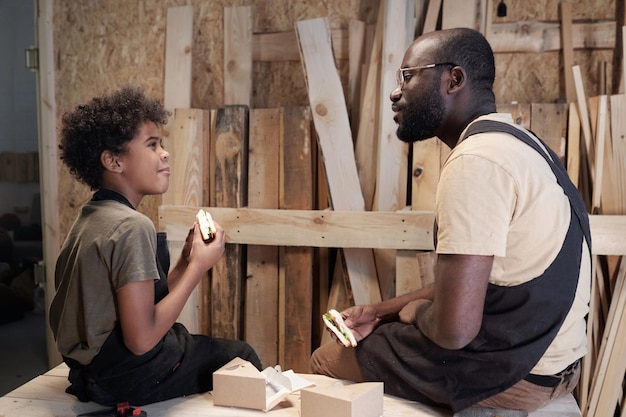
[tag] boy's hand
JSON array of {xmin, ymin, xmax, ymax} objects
[{"xmin": 189, "ymin": 221, "xmax": 225, "ymax": 271}]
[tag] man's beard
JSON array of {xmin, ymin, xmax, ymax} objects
[{"xmin": 396, "ymin": 91, "xmax": 445, "ymax": 143}]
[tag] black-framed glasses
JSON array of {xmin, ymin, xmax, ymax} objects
[{"xmin": 396, "ymin": 62, "xmax": 457, "ymax": 87}]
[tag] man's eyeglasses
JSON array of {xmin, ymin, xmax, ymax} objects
[{"xmin": 396, "ymin": 62, "xmax": 457, "ymax": 87}]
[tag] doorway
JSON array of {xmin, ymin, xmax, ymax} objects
[{"xmin": 0, "ymin": 0, "xmax": 49, "ymax": 396}]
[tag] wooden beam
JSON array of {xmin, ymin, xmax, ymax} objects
[
  {"xmin": 159, "ymin": 207, "xmax": 624, "ymax": 256},
  {"xmin": 224, "ymin": 6, "xmax": 252, "ymax": 106},
  {"xmin": 489, "ymin": 20, "xmax": 615, "ymax": 53},
  {"xmin": 159, "ymin": 206, "xmax": 436, "ymax": 250},
  {"xmin": 560, "ymin": 2, "xmax": 576, "ymax": 103}
]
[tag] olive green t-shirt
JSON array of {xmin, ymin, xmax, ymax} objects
[{"xmin": 50, "ymin": 199, "xmax": 159, "ymax": 365}]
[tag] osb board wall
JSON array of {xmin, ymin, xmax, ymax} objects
[
  {"xmin": 493, "ymin": 0, "xmax": 616, "ymax": 103},
  {"xmin": 54, "ymin": 0, "xmax": 378, "ymax": 236},
  {"xmin": 54, "ymin": 0, "xmax": 615, "ymax": 238}
]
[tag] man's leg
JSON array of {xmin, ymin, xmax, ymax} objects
[{"xmin": 309, "ymin": 342, "xmax": 366, "ymax": 382}]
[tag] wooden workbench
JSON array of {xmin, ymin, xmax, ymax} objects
[{"xmin": 0, "ymin": 363, "xmax": 582, "ymax": 417}]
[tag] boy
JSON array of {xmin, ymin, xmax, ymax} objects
[{"xmin": 50, "ymin": 86, "xmax": 261, "ymax": 406}]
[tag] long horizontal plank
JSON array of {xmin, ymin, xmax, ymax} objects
[
  {"xmin": 251, "ymin": 21, "xmax": 614, "ymax": 62},
  {"xmin": 159, "ymin": 207, "xmax": 625, "ymax": 256},
  {"xmin": 159, "ymin": 206, "xmax": 436, "ymax": 250},
  {"xmin": 489, "ymin": 20, "xmax": 614, "ymax": 53}
]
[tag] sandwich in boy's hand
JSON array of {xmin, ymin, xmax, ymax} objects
[
  {"xmin": 196, "ymin": 209, "xmax": 217, "ymax": 242},
  {"xmin": 323, "ymin": 309, "xmax": 357, "ymax": 347}
]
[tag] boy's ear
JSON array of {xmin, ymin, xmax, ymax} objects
[{"xmin": 101, "ymin": 150, "xmax": 122, "ymax": 173}]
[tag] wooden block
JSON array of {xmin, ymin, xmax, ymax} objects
[
  {"xmin": 280, "ymin": 107, "xmax": 314, "ymax": 372},
  {"xmin": 246, "ymin": 108, "xmax": 280, "ymax": 367},
  {"xmin": 211, "ymin": 105, "xmax": 249, "ymax": 339},
  {"xmin": 224, "ymin": 6, "xmax": 252, "ymax": 106}
]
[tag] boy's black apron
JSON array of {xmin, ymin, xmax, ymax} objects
[
  {"xmin": 64, "ymin": 189, "xmax": 262, "ymax": 406},
  {"xmin": 356, "ymin": 120, "xmax": 591, "ymax": 412}
]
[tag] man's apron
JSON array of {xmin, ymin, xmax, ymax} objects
[{"xmin": 356, "ymin": 120, "xmax": 591, "ymax": 412}]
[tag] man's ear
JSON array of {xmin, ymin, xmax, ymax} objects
[
  {"xmin": 101, "ymin": 150, "xmax": 122, "ymax": 173},
  {"xmin": 448, "ymin": 66, "xmax": 466, "ymax": 93}
]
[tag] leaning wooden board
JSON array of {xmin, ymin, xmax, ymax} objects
[
  {"xmin": 0, "ymin": 363, "xmax": 582, "ymax": 417},
  {"xmin": 295, "ymin": 17, "xmax": 382, "ymax": 306}
]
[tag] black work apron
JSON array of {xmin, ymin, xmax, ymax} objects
[{"xmin": 356, "ymin": 120, "xmax": 591, "ymax": 412}]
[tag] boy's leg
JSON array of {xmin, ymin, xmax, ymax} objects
[{"xmin": 309, "ymin": 341, "xmax": 365, "ymax": 382}]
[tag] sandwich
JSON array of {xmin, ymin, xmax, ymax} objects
[
  {"xmin": 323, "ymin": 309, "xmax": 357, "ymax": 347},
  {"xmin": 196, "ymin": 209, "xmax": 217, "ymax": 242}
]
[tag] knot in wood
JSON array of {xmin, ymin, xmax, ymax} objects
[
  {"xmin": 413, "ymin": 167, "xmax": 424, "ymax": 177},
  {"xmin": 315, "ymin": 103, "xmax": 328, "ymax": 116},
  {"xmin": 313, "ymin": 216, "xmax": 325, "ymax": 225}
]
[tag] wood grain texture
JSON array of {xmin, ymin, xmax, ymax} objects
[
  {"xmin": 246, "ymin": 108, "xmax": 280, "ymax": 367},
  {"xmin": 211, "ymin": 105, "xmax": 249, "ymax": 339},
  {"xmin": 224, "ymin": 6, "xmax": 252, "ymax": 106}
]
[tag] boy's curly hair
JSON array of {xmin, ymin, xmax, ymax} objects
[{"xmin": 59, "ymin": 86, "xmax": 170, "ymax": 190}]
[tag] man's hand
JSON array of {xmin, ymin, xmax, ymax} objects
[{"xmin": 339, "ymin": 305, "xmax": 381, "ymax": 342}]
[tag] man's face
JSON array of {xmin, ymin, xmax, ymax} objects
[
  {"xmin": 391, "ymin": 41, "xmax": 446, "ymax": 143},
  {"xmin": 394, "ymin": 78, "xmax": 445, "ymax": 143}
]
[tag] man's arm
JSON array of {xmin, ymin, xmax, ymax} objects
[{"xmin": 415, "ymin": 253, "xmax": 493, "ymax": 350}]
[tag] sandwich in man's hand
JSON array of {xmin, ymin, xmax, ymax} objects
[
  {"xmin": 196, "ymin": 209, "xmax": 217, "ymax": 242},
  {"xmin": 323, "ymin": 309, "xmax": 357, "ymax": 347}
]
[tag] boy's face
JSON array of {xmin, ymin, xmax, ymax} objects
[{"xmin": 119, "ymin": 121, "xmax": 170, "ymax": 198}]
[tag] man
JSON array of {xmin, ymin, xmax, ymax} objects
[{"xmin": 310, "ymin": 28, "xmax": 591, "ymax": 415}]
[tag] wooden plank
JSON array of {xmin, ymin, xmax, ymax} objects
[
  {"xmin": 422, "ymin": 0, "xmax": 442, "ymax": 34},
  {"xmin": 161, "ymin": 109, "xmax": 211, "ymax": 334},
  {"xmin": 441, "ymin": 0, "xmax": 478, "ymax": 30},
  {"xmin": 374, "ymin": 0, "xmax": 415, "ymax": 300},
  {"xmin": 489, "ymin": 20, "xmax": 615, "ymax": 53},
  {"xmin": 530, "ymin": 102, "xmax": 568, "ymax": 163},
  {"xmin": 609, "ymin": 94, "xmax": 626, "ymax": 214},
  {"xmin": 348, "ymin": 19, "xmax": 366, "ymax": 132},
  {"xmin": 573, "ymin": 65, "xmax": 596, "ymax": 185},
  {"xmin": 252, "ymin": 29, "xmax": 348, "ymax": 62},
  {"xmin": 586, "ymin": 263, "xmax": 626, "ymax": 417},
  {"xmin": 560, "ymin": 2, "xmax": 575, "ymax": 103},
  {"xmin": 224, "ymin": 6, "xmax": 252, "ymax": 106},
  {"xmin": 566, "ymin": 102, "xmax": 581, "ymax": 187},
  {"xmin": 36, "ymin": 0, "xmax": 63, "ymax": 369},
  {"xmin": 354, "ymin": 0, "xmax": 384, "ymax": 211},
  {"xmin": 211, "ymin": 106, "xmax": 249, "ymax": 339},
  {"xmin": 296, "ymin": 17, "xmax": 381, "ymax": 305},
  {"xmin": 280, "ymin": 107, "xmax": 314, "ymax": 373},
  {"xmin": 245, "ymin": 108, "xmax": 280, "ymax": 368},
  {"xmin": 163, "ymin": 6, "xmax": 193, "ymax": 142},
  {"xmin": 159, "ymin": 206, "xmax": 435, "ymax": 250},
  {"xmin": 591, "ymin": 96, "xmax": 608, "ymax": 214},
  {"xmin": 161, "ymin": 208, "xmax": 624, "ymax": 257},
  {"xmin": 497, "ymin": 103, "xmax": 531, "ymax": 128}
]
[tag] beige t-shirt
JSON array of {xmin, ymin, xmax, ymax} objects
[
  {"xmin": 50, "ymin": 199, "xmax": 159, "ymax": 365},
  {"xmin": 435, "ymin": 113, "xmax": 590, "ymax": 375}
]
